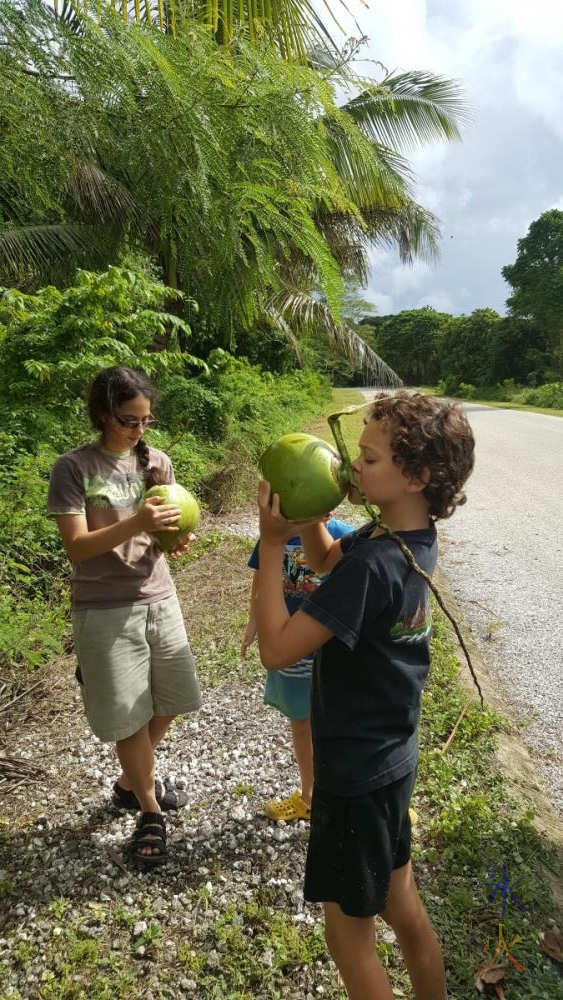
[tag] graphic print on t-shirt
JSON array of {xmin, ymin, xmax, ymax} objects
[
  {"xmin": 84, "ymin": 472, "xmax": 145, "ymax": 510},
  {"xmin": 389, "ymin": 573, "xmax": 433, "ymax": 645},
  {"xmin": 283, "ymin": 542, "xmax": 324, "ymax": 597}
]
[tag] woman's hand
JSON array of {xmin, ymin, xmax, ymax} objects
[
  {"xmin": 167, "ymin": 532, "xmax": 196, "ymax": 558},
  {"xmin": 135, "ymin": 495, "xmax": 182, "ymax": 535}
]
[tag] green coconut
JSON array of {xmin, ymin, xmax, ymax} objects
[
  {"xmin": 145, "ymin": 483, "xmax": 200, "ymax": 552},
  {"xmin": 259, "ymin": 432, "xmax": 349, "ymax": 521}
]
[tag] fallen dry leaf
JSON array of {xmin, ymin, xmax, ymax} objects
[
  {"xmin": 474, "ymin": 963, "xmax": 510, "ymax": 994},
  {"xmin": 541, "ymin": 927, "xmax": 563, "ymax": 963}
]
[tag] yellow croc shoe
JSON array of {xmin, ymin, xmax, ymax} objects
[
  {"xmin": 263, "ymin": 790, "xmax": 311, "ymax": 822},
  {"xmin": 409, "ymin": 807, "xmax": 418, "ymax": 826}
]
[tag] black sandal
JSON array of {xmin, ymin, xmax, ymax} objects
[
  {"xmin": 112, "ymin": 780, "xmax": 187, "ymax": 812},
  {"xmin": 130, "ymin": 811, "xmax": 167, "ymax": 868}
]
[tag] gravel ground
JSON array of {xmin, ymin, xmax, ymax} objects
[
  {"xmin": 1, "ymin": 683, "xmax": 329, "ymax": 998},
  {"xmin": 0, "ymin": 504, "xmax": 372, "ymax": 1000}
]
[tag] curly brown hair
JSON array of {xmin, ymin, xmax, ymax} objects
[{"xmin": 367, "ymin": 391, "xmax": 475, "ymax": 519}]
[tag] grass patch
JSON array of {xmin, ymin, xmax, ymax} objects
[
  {"xmin": 415, "ymin": 610, "xmax": 563, "ymax": 998},
  {"xmin": 184, "ymin": 896, "xmax": 339, "ymax": 999},
  {"xmin": 303, "ymin": 387, "xmax": 367, "ymax": 442},
  {"xmin": 460, "ymin": 397, "xmax": 563, "ymax": 417}
]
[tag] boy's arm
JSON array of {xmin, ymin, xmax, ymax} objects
[
  {"xmin": 240, "ymin": 570, "xmax": 259, "ymax": 658},
  {"xmin": 299, "ymin": 523, "xmax": 344, "ymax": 575},
  {"xmin": 257, "ymin": 483, "xmax": 333, "ymax": 670}
]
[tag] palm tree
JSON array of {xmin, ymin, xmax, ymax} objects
[
  {"xmin": 0, "ymin": 1, "xmax": 469, "ymax": 379},
  {"xmin": 52, "ymin": 0, "xmax": 346, "ymax": 60}
]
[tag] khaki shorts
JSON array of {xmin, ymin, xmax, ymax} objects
[{"xmin": 72, "ymin": 595, "xmax": 201, "ymax": 742}]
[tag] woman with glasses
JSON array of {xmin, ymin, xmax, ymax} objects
[{"xmin": 47, "ymin": 365, "xmax": 202, "ymax": 868}]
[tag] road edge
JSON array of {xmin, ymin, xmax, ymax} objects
[{"xmin": 434, "ymin": 565, "xmax": 563, "ymax": 874}]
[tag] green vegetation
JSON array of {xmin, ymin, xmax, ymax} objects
[
  {"xmin": 0, "ymin": 0, "xmax": 470, "ymax": 380},
  {"xmin": 502, "ymin": 209, "xmax": 563, "ymax": 372},
  {"xmin": 2, "ymin": 588, "xmax": 561, "ymax": 998},
  {"xmin": 417, "ymin": 615, "xmax": 563, "ymax": 998},
  {"xmin": 354, "ymin": 307, "xmax": 559, "ymax": 397}
]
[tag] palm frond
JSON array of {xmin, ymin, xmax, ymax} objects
[
  {"xmin": 68, "ymin": 160, "xmax": 140, "ymax": 226},
  {"xmin": 53, "ymin": 0, "xmax": 345, "ymax": 61},
  {"xmin": 0, "ymin": 223, "xmax": 99, "ymax": 285},
  {"xmin": 341, "ymin": 71, "xmax": 472, "ymax": 151},
  {"xmin": 268, "ymin": 286, "xmax": 403, "ymax": 386},
  {"xmin": 361, "ymin": 201, "xmax": 441, "ymax": 265}
]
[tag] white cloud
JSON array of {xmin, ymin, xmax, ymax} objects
[
  {"xmin": 324, "ymin": 0, "xmax": 563, "ymax": 316},
  {"xmin": 414, "ymin": 290, "xmax": 455, "ymax": 312},
  {"xmin": 368, "ymin": 290, "xmax": 394, "ymax": 314}
]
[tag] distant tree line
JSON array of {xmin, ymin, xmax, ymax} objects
[
  {"xmin": 356, "ymin": 307, "xmax": 554, "ymax": 390},
  {"xmin": 348, "ymin": 209, "xmax": 563, "ymax": 393}
]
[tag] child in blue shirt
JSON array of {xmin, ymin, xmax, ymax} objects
[{"xmin": 241, "ymin": 516, "xmax": 353, "ymax": 821}]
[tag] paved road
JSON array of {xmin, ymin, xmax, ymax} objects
[
  {"xmin": 357, "ymin": 391, "xmax": 563, "ymax": 811},
  {"xmin": 435, "ymin": 404, "xmax": 563, "ymax": 812}
]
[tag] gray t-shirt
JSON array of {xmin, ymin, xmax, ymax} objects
[{"xmin": 47, "ymin": 443, "xmax": 175, "ymax": 610}]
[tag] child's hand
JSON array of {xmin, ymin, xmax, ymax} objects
[
  {"xmin": 240, "ymin": 619, "xmax": 257, "ymax": 658},
  {"xmin": 257, "ymin": 480, "xmax": 325, "ymax": 543},
  {"xmin": 257, "ymin": 480, "xmax": 296, "ymax": 545}
]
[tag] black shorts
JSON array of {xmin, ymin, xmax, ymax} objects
[{"xmin": 304, "ymin": 770, "xmax": 416, "ymax": 918}]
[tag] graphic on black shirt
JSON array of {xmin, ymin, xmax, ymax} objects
[{"xmin": 389, "ymin": 604, "xmax": 432, "ymax": 643}]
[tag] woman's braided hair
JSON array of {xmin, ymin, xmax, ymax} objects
[
  {"xmin": 368, "ymin": 391, "xmax": 475, "ymax": 520},
  {"xmin": 87, "ymin": 366, "xmax": 161, "ymax": 489}
]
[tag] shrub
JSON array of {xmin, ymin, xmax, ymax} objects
[
  {"xmin": 157, "ymin": 377, "xmax": 224, "ymax": 440},
  {"xmin": 0, "ymin": 443, "xmax": 70, "ymax": 671},
  {"xmin": 514, "ymin": 381, "xmax": 563, "ymax": 408},
  {"xmin": 0, "ymin": 267, "xmax": 202, "ymax": 452},
  {"xmin": 436, "ymin": 374, "xmax": 461, "ymax": 396},
  {"xmin": 457, "ymin": 382, "xmax": 477, "ymax": 399},
  {"xmin": 496, "ymin": 378, "xmax": 518, "ymax": 401}
]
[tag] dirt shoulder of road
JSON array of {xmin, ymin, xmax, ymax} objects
[{"xmin": 435, "ymin": 565, "xmax": 563, "ymax": 912}]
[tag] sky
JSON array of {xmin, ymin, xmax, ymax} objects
[{"xmin": 327, "ymin": 0, "xmax": 563, "ymax": 317}]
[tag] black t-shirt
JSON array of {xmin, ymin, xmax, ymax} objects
[{"xmin": 301, "ymin": 520, "xmax": 438, "ymax": 796}]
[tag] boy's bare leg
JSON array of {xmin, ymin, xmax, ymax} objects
[
  {"xmin": 380, "ymin": 861, "xmax": 447, "ymax": 1000},
  {"xmin": 289, "ymin": 717, "xmax": 313, "ymax": 806},
  {"xmin": 324, "ymin": 903, "xmax": 394, "ymax": 1000}
]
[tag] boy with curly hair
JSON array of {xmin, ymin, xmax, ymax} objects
[{"xmin": 256, "ymin": 392, "xmax": 475, "ymax": 1000}]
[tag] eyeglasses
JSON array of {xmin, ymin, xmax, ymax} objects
[{"xmin": 113, "ymin": 413, "xmax": 157, "ymax": 430}]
